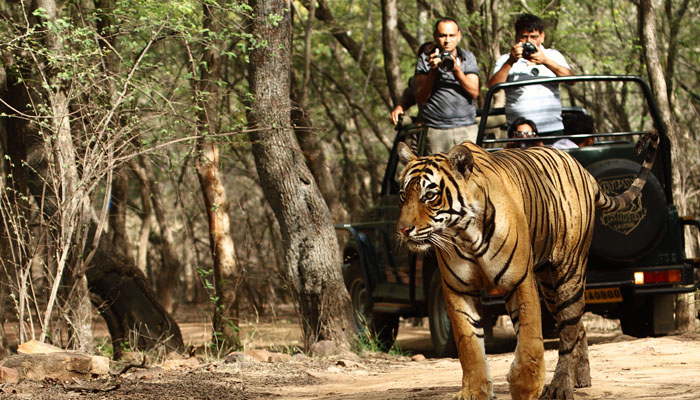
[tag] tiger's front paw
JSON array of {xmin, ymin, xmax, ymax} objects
[
  {"xmin": 452, "ymin": 388, "xmax": 492, "ymax": 400},
  {"xmin": 539, "ymin": 374, "xmax": 574, "ymax": 400},
  {"xmin": 507, "ymin": 355, "xmax": 545, "ymax": 400},
  {"xmin": 574, "ymin": 362, "xmax": 591, "ymax": 388}
]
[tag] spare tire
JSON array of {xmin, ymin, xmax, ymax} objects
[{"xmin": 587, "ymin": 158, "xmax": 667, "ymax": 263}]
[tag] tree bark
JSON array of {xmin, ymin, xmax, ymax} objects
[
  {"xmin": 380, "ymin": 0, "xmax": 404, "ymax": 105},
  {"xmin": 65, "ymin": 275, "xmax": 94, "ymax": 353},
  {"xmin": 109, "ymin": 167, "xmax": 132, "ymax": 259},
  {"xmin": 663, "ymin": 0, "xmax": 690, "ymax": 111},
  {"xmin": 290, "ymin": 79, "xmax": 348, "ymax": 224},
  {"xmin": 397, "ymin": 16, "xmax": 419, "ymax": 53},
  {"xmin": 85, "ymin": 234, "xmax": 185, "ymax": 359},
  {"xmin": 248, "ymin": 0, "xmax": 351, "ymax": 350},
  {"xmin": 137, "ymin": 154, "xmax": 182, "ymax": 314},
  {"xmin": 191, "ymin": 0, "xmax": 243, "ymax": 350},
  {"xmin": 639, "ymin": 0, "xmax": 695, "ymax": 332},
  {"xmin": 298, "ymin": 0, "xmax": 315, "ymax": 109},
  {"xmin": 131, "ymin": 157, "xmax": 155, "ymax": 274}
]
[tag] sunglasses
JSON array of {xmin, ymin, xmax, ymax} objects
[{"xmin": 513, "ymin": 131, "xmax": 537, "ymax": 138}]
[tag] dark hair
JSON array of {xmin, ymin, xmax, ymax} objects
[
  {"xmin": 508, "ymin": 117, "xmax": 538, "ymax": 138},
  {"xmin": 514, "ymin": 13, "xmax": 544, "ymax": 34},
  {"xmin": 434, "ymin": 17, "xmax": 461, "ymax": 34},
  {"xmin": 562, "ymin": 113, "xmax": 595, "ymax": 144}
]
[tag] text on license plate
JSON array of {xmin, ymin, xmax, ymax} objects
[{"xmin": 585, "ymin": 287, "xmax": 623, "ymax": 304}]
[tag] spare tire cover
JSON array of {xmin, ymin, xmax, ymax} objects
[{"xmin": 587, "ymin": 158, "xmax": 667, "ymax": 263}]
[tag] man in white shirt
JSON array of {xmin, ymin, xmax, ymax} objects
[{"xmin": 488, "ymin": 14, "xmax": 573, "ymax": 136}]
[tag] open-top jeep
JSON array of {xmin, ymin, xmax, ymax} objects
[{"xmin": 337, "ymin": 75, "xmax": 700, "ymax": 356}]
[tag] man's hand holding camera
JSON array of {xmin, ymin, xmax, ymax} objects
[
  {"xmin": 509, "ymin": 41, "xmax": 546, "ymax": 65},
  {"xmin": 428, "ymin": 48, "xmax": 461, "ymax": 73}
]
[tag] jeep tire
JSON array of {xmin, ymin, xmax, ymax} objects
[{"xmin": 346, "ymin": 260, "xmax": 398, "ymax": 351}]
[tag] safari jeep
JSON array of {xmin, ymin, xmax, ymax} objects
[{"xmin": 336, "ymin": 75, "xmax": 700, "ymax": 356}]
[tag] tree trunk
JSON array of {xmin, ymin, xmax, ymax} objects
[
  {"xmin": 65, "ymin": 275, "xmax": 94, "ymax": 353},
  {"xmin": 34, "ymin": 0, "xmax": 95, "ymax": 350},
  {"xmin": 290, "ymin": 80, "xmax": 348, "ymax": 224},
  {"xmin": 380, "ymin": 0, "xmax": 404, "ymax": 105},
  {"xmin": 2, "ymin": 92, "xmax": 185, "ymax": 361},
  {"xmin": 397, "ymin": 16, "xmax": 419, "ymax": 53},
  {"xmin": 137, "ymin": 154, "xmax": 182, "ymax": 314},
  {"xmin": 0, "ymin": 65, "xmax": 27, "ymax": 356},
  {"xmin": 190, "ymin": 0, "xmax": 243, "ymax": 350},
  {"xmin": 639, "ymin": 0, "xmax": 695, "ymax": 331},
  {"xmin": 248, "ymin": 0, "xmax": 351, "ymax": 350},
  {"xmin": 131, "ymin": 157, "xmax": 155, "ymax": 274},
  {"xmin": 86, "ymin": 234, "xmax": 185, "ymax": 359},
  {"xmin": 109, "ymin": 167, "xmax": 132, "ymax": 259}
]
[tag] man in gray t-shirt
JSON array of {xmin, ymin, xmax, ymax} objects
[{"xmin": 415, "ymin": 18, "xmax": 480, "ymax": 153}]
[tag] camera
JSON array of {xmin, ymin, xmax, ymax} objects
[
  {"xmin": 439, "ymin": 51, "xmax": 454, "ymax": 70},
  {"xmin": 521, "ymin": 42, "xmax": 537, "ymax": 59}
]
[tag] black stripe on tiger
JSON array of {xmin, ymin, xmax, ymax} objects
[
  {"xmin": 444, "ymin": 280, "xmax": 481, "ymax": 298},
  {"xmin": 473, "ymin": 196, "xmax": 496, "ymax": 257},
  {"xmin": 494, "ymin": 235, "xmax": 519, "ymax": 286},
  {"xmin": 555, "ymin": 285, "xmax": 585, "ymax": 314}
]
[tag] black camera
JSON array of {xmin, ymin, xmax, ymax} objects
[
  {"xmin": 440, "ymin": 51, "xmax": 454, "ymax": 70},
  {"xmin": 521, "ymin": 42, "xmax": 537, "ymax": 59}
]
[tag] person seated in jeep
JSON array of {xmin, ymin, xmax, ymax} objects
[
  {"xmin": 553, "ymin": 113, "xmax": 596, "ymax": 149},
  {"xmin": 505, "ymin": 117, "xmax": 544, "ymax": 149}
]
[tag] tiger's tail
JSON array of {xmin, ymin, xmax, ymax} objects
[{"xmin": 594, "ymin": 131, "xmax": 660, "ymax": 212}]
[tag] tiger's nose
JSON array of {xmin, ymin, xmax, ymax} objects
[{"xmin": 397, "ymin": 225, "xmax": 413, "ymax": 237}]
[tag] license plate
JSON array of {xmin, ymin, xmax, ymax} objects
[{"xmin": 585, "ymin": 287, "xmax": 623, "ymax": 304}]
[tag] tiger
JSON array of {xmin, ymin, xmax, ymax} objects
[{"xmin": 396, "ymin": 132, "xmax": 659, "ymax": 400}]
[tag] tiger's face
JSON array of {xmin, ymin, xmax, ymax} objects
[{"xmin": 396, "ymin": 142, "xmax": 474, "ymax": 253}]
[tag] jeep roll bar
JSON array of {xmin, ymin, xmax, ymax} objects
[
  {"xmin": 477, "ymin": 75, "xmax": 667, "ymax": 143},
  {"xmin": 479, "ymin": 75, "xmax": 673, "ymax": 203}
]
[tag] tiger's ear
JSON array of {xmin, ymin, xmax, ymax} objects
[
  {"xmin": 447, "ymin": 144, "xmax": 474, "ymax": 178},
  {"xmin": 397, "ymin": 142, "xmax": 417, "ymax": 164}
]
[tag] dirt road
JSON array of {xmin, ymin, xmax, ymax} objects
[
  {"xmin": 272, "ymin": 320, "xmax": 700, "ymax": 400},
  {"xmin": 3, "ymin": 314, "xmax": 700, "ymax": 399}
]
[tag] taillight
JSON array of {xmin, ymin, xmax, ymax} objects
[{"xmin": 634, "ymin": 269, "xmax": 682, "ymax": 285}]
